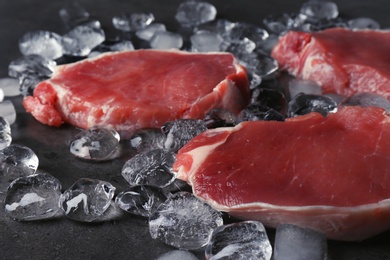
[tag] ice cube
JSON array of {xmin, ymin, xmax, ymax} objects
[
  {"xmin": 149, "ymin": 191, "xmax": 223, "ymax": 250},
  {"xmin": 274, "ymin": 224, "xmax": 328, "ymax": 260},
  {"xmin": 222, "ymin": 21, "xmax": 269, "ymax": 46},
  {"xmin": 221, "ymin": 37, "xmax": 256, "ymax": 59},
  {"xmin": 0, "ymin": 144, "xmax": 39, "ymax": 187},
  {"xmin": 4, "ymin": 172, "xmax": 62, "ymax": 221},
  {"xmin": 175, "ymin": 1, "xmax": 217, "ymax": 27},
  {"xmin": 251, "ymin": 88, "xmax": 288, "ymax": 115},
  {"xmin": 19, "ymin": 30, "xmax": 64, "ymax": 60},
  {"xmin": 129, "ymin": 128, "xmax": 166, "ymax": 153},
  {"xmin": 347, "ymin": 17, "xmax": 380, "ymax": 30},
  {"xmin": 112, "ymin": 12, "xmax": 155, "ymax": 32},
  {"xmin": 342, "ymin": 93, "xmax": 390, "ymax": 113},
  {"xmin": 0, "ymin": 78, "xmax": 21, "ymax": 97},
  {"xmin": 59, "ymin": 178, "xmax": 116, "ymax": 222},
  {"xmin": 136, "ymin": 23, "xmax": 167, "ymax": 41},
  {"xmin": 109, "ymin": 40, "xmax": 135, "ymax": 52},
  {"xmin": 63, "ymin": 24, "xmax": 105, "ymax": 56},
  {"xmin": 149, "ymin": 31, "xmax": 183, "ymax": 50},
  {"xmin": 300, "ymin": 0, "xmax": 339, "ymax": 21},
  {"xmin": 190, "ymin": 30, "xmax": 223, "ymax": 52},
  {"xmin": 0, "ymin": 100, "xmax": 16, "ymax": 125},
  {"xmin": 59, "ymin": 0, "xmax": 90, "ymax": 28},
  {"xmin": 9, "ymin": 54, "xmax": 56, "ymax": 79},
  {"xmin": 162, "ymin": 119, "xmax": 207, "ymax": 152},
  {"xmin": 60, "ymin": 36, "xmax": 91, "ymax": 57},
  {"xmin": 70, "ymin": 128, "xmax": 120, "ymax": 161},
  {"xmin": 0, "ymin": 117, "xmax": 12, "ymax": 150},
  {"xmin": 263, "ymin": 13, "xmax": 295, "ymax": 35},
  {"xmin": 156, "ymin": 250, "xmax": 199, "ymax": 260},
  {"xmin": 121, "ymin": 149, "xmax": 176, "ymax": 188},
  {"xmin": 289, "ymin": 79, "xmax": 322, "ymax": 98},
  {"xmin": 256, "ymin": 34, "xmax": 280, "ymax": 55},
  {"xmin": 203, "ymin": 108, "xmax": 238, "ymax": 128},
  {"xmin": 205, "ymin": 221, "xmax": 272, "ymax": 260},
  {"xmin": 115, "ymin": 186, "xmax": 167, "ymax": 217},
  {"xmin": 288, "ymin": 93, "xmax": 338, "ymax": 117},
  {"xmin": 239, "ymin": 105, "xmax": 285, "ymax": 122}
]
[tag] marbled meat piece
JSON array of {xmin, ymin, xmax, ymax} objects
[
  {"xmin": 272, "ymin": 28, "xmax": 390, "ymax": 99},
  {"xmin": 23, "ymin": 50, "xmax": 249, "ymax": 138},
  {"xmin": 173, "ymin": 106, "xmax": 390, "ymax": 241}
]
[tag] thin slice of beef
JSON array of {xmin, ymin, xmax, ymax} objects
[
  {"xmin": 23, "ymin": 49, "xmax": 249, "ymax": 138},
  {"xmin": 271, "ymin": 28, "xmax": 390, "ymax": 99},
  {"xmin": 173, "ymin": 106, "xmax": 390, "ymax": 241}
]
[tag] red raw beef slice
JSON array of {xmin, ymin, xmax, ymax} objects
[
  {"xmin": 173, "ymin": 106, "xmax": 390, "ymax": 241},
  {"xmin": 23, "ymin": 50, "xmax": 249, "ymax": 138},
  {"xmin": 271, "ymin": 28, "xmax": 390, "ymax": 99}
]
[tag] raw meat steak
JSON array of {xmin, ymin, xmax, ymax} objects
[
  {"xmin": 23, "ymin": 49, "xmax": 249, "ymax": 138},
  {"xmin": 271, "ymin": 28, "xmax": 390, "ymax": 99},
  {"xmin": 173, "ymin": 106, "xmax": 390, "ymax": 241}
]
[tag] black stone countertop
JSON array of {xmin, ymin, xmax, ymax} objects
[{"xmin": 1, "ymin": 1, "xmax": 390, "ymax": 259}]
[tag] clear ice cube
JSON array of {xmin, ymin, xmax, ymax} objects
[
  {"xmin": 256, "ymin": 34, "xmax": 280, "ymax": 55},
  {"xmin": 0, "ymin": 117, "xmax": 12, "ymax": 150},
  {"xmin": 60, "ymin": 178, "xmax": 116, "ymax": 222},
  {"xmin": 263, "ymin": 13, "xmax": 295, "ymax": 35},
  {"xmin": 129, "ymin": 128, "xmax": 166, "ymax": 153},
  {"xmin": 300, "ymin": 0, "xmax": 339, "ymax": 21},
  {"xmin": 274, "ymin": 224, "xmax": 328, "ymax": 260},
  {"xmin": 19, "ymin": 31, "xmax": 64, "ymax": 60},
  {"xmin": 190, "ymin": 30, "xmax": 223, "ymax": 52},
  {"xmin": 0, "ymin": 144, "xmax": 39, "ymax": 186},
  {"xmin": 70, "ymin": 128, "xmax": 120, "ymax": 161},
  {"xmin": 175, "ymin": 1, "xmax": 217, "ymax": 27},
  {"xmin": 347, "ymin": 17, "xmax": 380, "ymax": 30},
  {"xmin": 288, "ymin": 93, "xmax": 338, "ymax": 117},
  {"xmin": 342, "ymin": 93, "xmax": 390, "ymax": 113},
  {"xmin": 0, "ymin": 100, "xmax": 17, "ymax": 125},
  {"xmin": 4, "ymin": 172, "xmax": 62, "ymax": 221},
  {"xmin": 221, "ymin": 21, "xmax": 269, "ymax": 46},
  {"xmin": 205, "ymin": 221, "xmax": 273, "ymax": 260},
  {"xmin": 0, "ymin": 78, "xmax": 21, "ymax": 97},
  {"xmin": 115, "ymin": 185, "xmax": 167, "ymax": 217},
  {"xmin": 289, "ymin": 79, "xmax": 322, "ymax": 98},
  {"xmin": 63, "ymin": 24, "xmax": 105, "ymax": 56},
  {"xmin": 112, "ymin": 12, "xmax": 155, "ymax": 32},
  {"xmin": 149, "ymin": 31, "xmax": 183, "ymax": 50},
  {"xmin": 239, "ymin": 105, "xmax": 285, "ymax": 122},
  {"xmin": 149, "ymin": 191, "xmax": 223, "ymax": 250},
  {"xmin": 251, "ymin": 88, "xmax": 288, "ymax": 115},
  {"xmin": 156, "ymin": 250, "xmax": 199, "ymax": 260},
  {"xmin": 59, "ymin": 0, "xmax": 90, "ymax": 29},
  {"xmin": 109, "ymin": 40, "xmax": 135, "ymax": 52},
  {"xmin": 121, "ymin": 149, "xmax": 176, "ymax": 188},
  {"xmin": 9, "ymin": 54, "xmax": 56, "ymax": 79},
  {"xmin": 136, "ymin": 23, "xmax": 167, "ymax": 41},
  {"xmin": 162, "ymin": 119, "xmax": 207, "ymax": 153}
]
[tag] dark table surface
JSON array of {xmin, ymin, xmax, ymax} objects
[{"xmin": 1, "ymin": 1, "xmax": 390, "ymax": 259}]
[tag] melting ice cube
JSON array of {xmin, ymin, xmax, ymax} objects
[
  {"xmin": 274, "ymin": 224, "xmax": 328, "ymax": 260},
  {"xmin": 115, "ymin": 185, "xmax": 167, "ymax": 217},
  {"xmin": 121, "ymin": 149, "xmax": 176, "ymax": 188},
  {"xmin": 4, "ymin": 172, "xmax": 62, "ymax": 221},
  {"xmin": 112, "ymin": 12, "xmax": 155, "ymax": 32},
  {"xmin": 175, "ymin": 1, "xmax": 217, "ymax": 27},
  {"xmin": 156, "ymin": 250, "xmax": 199, "ymax": 260},
  {"xmin": 136, "ymin": 23, "xmax": 167, "ymax": 41},
  {"xmin": 0, "ymin": 100, "xmax": 16, "ymax": 125},
  {"xmin": 19, "ymin": 31, "xmax": 64, "ymax": 60},
  {"xmin": 149, "ymin": 191, "xmax": 223, "ymax": 250},
  {"xmin": 205, "ymin": 221, "xmax": 273, "ymax": 260},
  {"xmin": 129, "ymin": 128, "xmax": 166, "ymax": 153},
  {"xmin": 0, "ymin": 78, "xmax": 21, "ymax": 97},
  {"xmin": 149, "ymin": 31, "xmax": 183, "ymax": 50},
  {"xmin": 70, "ymin": 128, "xmax": 120, "ymax": 161},
  {"xmin": 60, "ymin": 178, "xmax": 116, "ymax": 222},
  {"xmin": 0, "ymin": 117, "xmax": 12, "ymax": 150},
  {"xmin": 300, "ymin": 0, "xmax": 339, "ymax": 21}
]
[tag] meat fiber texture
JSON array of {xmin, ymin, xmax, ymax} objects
[
  {"xmin": 23, "ymin": 49, "xmax": 249, "ymax": 139},
  {"xmin": 271, "ymin": 28, "xmax": 390, "ymax": 99},
  {"xmin": 173, "ymin": 106, "xmax": 390, "ymax": 241}
]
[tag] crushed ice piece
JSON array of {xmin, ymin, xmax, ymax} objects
[
  {"xmin": 239, "ymin": 104, "xmax": 285, "ymax": 122},
  {"xmin": 156, "ymin": 250, "xmax": 199, "ymax": 260},
  {"xmin": 274, "ymin": 224, "xmax": 328, "ymax": 260},
  {"xmin": 0, "ymin": 78, "xmax": 21, "ymax": 97},
  {"xmin": 136, "ymin": 23, "xmax": 167, "ymax": 41},
  {"xmin": 112, "ymin": 12, "xmax": 155, "ymax": 32},
  {"xmin": 161, "ymin": 178, "xmax": 192, "ymax": 195},
  {"xmin": 221, "ymin": 21, "xmax": 269, "ymax": 46},
  {"xmin": 251, "ymin": 88, "xmax": 288, "ymax": 115},
  {"xmin": 190, "ymin": 30, "xmax": 223, "ymax": 52},
  {"xmin": 162, "ymin": 119, "xmax": 207, "ymax": 152},
  {"xmin": 62, "ymin": 24, "xmax": 105, "ymax": 56},
  {"xmin": 115, "ymin": 186, "xmax": 167, "ymax": 217},
  {"xmin": 149, "ymin": 191, "xmax": 223, "ymax": 250},
  {"xmin": 149, "ymin": 31, "xmax": 183, "ymax": 50},
  {"xmin": 256, "ymin": 34, "xmax": 280, "ymax": 55},
  {"xmin": 302, "ymin": 17, "xmax": 347, "ymax": 32},
  {"xmin": 289, "ymin": 79, "xmax": 322, "ymax": 98},
  {"xmin": 203, "ymin": 108, "xmax": 238, "ymax": 128},
  {"xmin": 175, "ymin": 1, "xmax": 217, "ymax": 27},
  {"xmin": 205, "ymin": 221, "xmax": 273, "ymax": 260},
  {"xmin": 109, "ymin": 40, "xmax": 135, "ymax": 51},
  {"xmin": 0, "ymin": 144, "xmax": 39, "ymax": 186},
  {"xmin": 0, "ymin": 100, "xmax": 17, "ymax": 125},
  {"xmin": 342, "ymin": 93, "xmax": 390, "ymax": 113},
  {"xmin": 347, "ymin": 17, "xmax": 380, "ymax": 30},
  {"xmin": 59, "ymin": 0, "xmax": 90, "ymax": 28},
  {"xmin": 0, "ymin": 117, "xmax": 12, "ymax": 150},
  {"xmin": 59, "ymin": 178, "xmax": 116, "ymax": 222},
  {"xmin": 70, "ymin": 128, "xmax": 120, "ymax": 161},
  {"xmin": 129, "ymin": 128, "xmax": 166, "ymax": 153},
  {"xmin": 300, "ymin": 0, "xmax": 339, "ymax": 21},
  {"xmin": 4, "ymin": 172, "xmax": 62, "ymax": 221},
  {"xmin": 221, "ymin": 37, "xmax": 256, "ymax": 59},
  {"xmin": 121, "ymin": 149, "xmax": 176, "ymax": 188},
  {"xmin": 288, "ymin": 93, "xmax": 338, "ymax": 117},
  {"xmin": 18, "ymin": 30, "xmax": 64, "ymax": 60},
  {"xmin": 240, "ymin": 54, "xmax": 278, "ymax": 80},
  {"xmin": 263, "ymin": 13, "xmax": 295, "ymax": 35}
]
